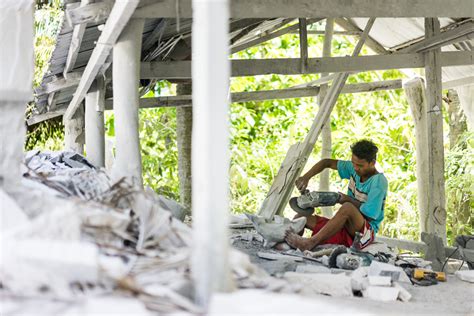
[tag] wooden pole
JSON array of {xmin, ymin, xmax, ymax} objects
[
  {"xmin": 424, "ymin": 18, "xmax": 447, "ymax": 243},
  {"xmin": 64, "ymin": 103, "xmax": 85, "ymax": 154},
  {"xmin": 112, "ymin": 19, "xmax": 144, "ymax": 186},
  {"xmin": 85, "ymin": 77, "xmax": 105, "ymax": 167},
  {"xmin": 191, "ymin": 0, "xmax": 232, "ymax": 308},
  {"xmin": 176, "ymin": 83, "xmax": 193, "ymax": 214},
  {"xmin": 319, "ymin": 18, "xmax": 334, "ymax": 218},
  {"xmin": 403, "ymin": 77, "xmax": 429, "ymax": 237},
  {"xmin": 299, "ymin": 18, "xmax": 308, "ymax": 73}
]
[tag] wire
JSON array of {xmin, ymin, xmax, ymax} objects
[{"xmin": 441, "ymin": 246, "xmax": 459, "ymax": 272}]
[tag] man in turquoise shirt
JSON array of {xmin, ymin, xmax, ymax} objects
[{"xmin": 285, "ymin": 139, "xmax": 388, "ymax": 251}]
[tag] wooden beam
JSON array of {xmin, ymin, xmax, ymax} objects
[
  {"xmin": 335, "ymin": 18, "xmax": 388, "ymax": 55},
  {"xmin": 442, "ymin": 76, "xmax": 474, "ymax": 90},
  {"xmin": 140, "ymin": 51, "xmax": 473, "ymax": 79},
  {"xmin": 230, "ymin": 18, "xmax": 321, "ymax": 54},
  {"xmin": 63, "ymin": 0, "xmax": 140, "ymax": 122},
  {"xmin": 404, "ymin": 77, "xmax": 430, "ymax": 238},
  {"xmin": 299, "ymin": 18, "xmax": 308, "ymax": 73},
  {"xmin": 29, "ymin": 80, "xmax": 402, "ymax": 125},
  {"xmin": 132, "ymin": 0, "xmax": 474, "ymax": 18},
  {"xmin": 319, "ymin": 18, "xmax": 334, "ymax": 218},
  {"xmin": 66, "ymin": 0, "xmax": 113, "ymax": 26},
  {"xmin": 397, "ymin": 21, "xmax": 474, "ymax": 53},
  {"xmin": 375, "ymin": 236, "xmax": 474, "ymax": 263},
  {"xmin": 289, "ymin": 30, "xmax": 361, "ymax": 36},
  {"xmin": 35, "ymin": 72, "xmax": 83, "ymax": 96},
  {"xmin": 64, "ymin": 0, "xmax": 91, "ymax": 78},
  {"xmin": 424, "ymin": 18, "xmax": 447, "ymax": 243}
]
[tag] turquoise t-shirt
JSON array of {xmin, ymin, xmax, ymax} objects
[{"xmin": 337, "ymin": 160, "xmax": 388, "ymax": 234}]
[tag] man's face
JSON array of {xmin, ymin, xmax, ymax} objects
[{"xmin": 351, "ymin": 154, "xmax": 375, "ymax": 177}]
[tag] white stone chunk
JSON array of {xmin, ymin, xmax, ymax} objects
[
  {"xmin": 0, "ymin": 189, "xmax": 28, "ymax": 232},
  {"xmin": 393, "ymin": 282, "xmax": 412, "ymax": 302},
  {"xmin": 363, "ymin": 286, "xmax": 400, "ymax": 301},
  {"xmin": 369, "ymin": 260, "xmax": 411, "ymax": 283},
  {"xmin": 455, "ymin": 270, "xmax": 474, "ymax": 283},
  {"xmin": 284, "ymin": 272, "xmax": 353, "ymax": 297},
  {"xmin": 368, "ymin": 275, "xmax": 392, "ymax": 286}
]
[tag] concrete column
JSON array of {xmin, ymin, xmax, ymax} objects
[
  {"xmin": 0, "ymin": 0, "xmax": 34, "ymax": 188},
  {"xmin": 0, "ymin": 102, "xmax": 26, "ymax": 187},
  {"xmin": 85, "ymin": 77, "xmax": 105, "ymax": 167},
  {"xmin": 176, "ymin": 83, "xmax": 193, "ymax": 213},
  {"xmin": 191, "ymin": 0, "xmax": 232, "ymax": 308},
  {"xmin": 64, "ymin": 104, "xmax": 85, "ymax": 153},
  {"xmin": 112, "ymin": 19, "xmax": 144, "ymax": 186}
]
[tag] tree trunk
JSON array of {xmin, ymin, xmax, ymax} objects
[{"xmin": 176, "ymin": 83, "xmax": 193, "ymax": 214}]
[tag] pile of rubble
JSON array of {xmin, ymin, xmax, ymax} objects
[{"xmin": 0, "ymin": 151, "xmax": 270, "ymax": 313}]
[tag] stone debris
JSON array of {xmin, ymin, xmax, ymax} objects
[
  {"xmin": 393, "ymin": 282, "xmax": 412, "ymax": 302},
  {"xmin": 454, "ymin": 270, "xmax": 474, "ymax": 283},
  {"xmin": 1, "ymin": 151, "xmax": 289, "ymax": 314},
  {"xmin": 245, "ymin": 214, "xmax": 307, "ymax": 248},
  {"xmin": 363, "ymin": 286, "xmax": 400, "ymax": 301},
  {"xmin": 284, "ymin": 272, "xmax": 353, "ymax": 297},
  {"xmin": 295, "ymin": 265, "xmax": 331, "ymax": 274},
  {"xmin": 368, "ymin": 275, "xmax": 392, "ymax": 286},
  {"xmin": 257, "ymin": 251, "xmax": 303, "ymax": 262}
]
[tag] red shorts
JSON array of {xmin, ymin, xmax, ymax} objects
[{"xmin": 312, "ymin": 216, "xmax": 374, "ymax": 249}]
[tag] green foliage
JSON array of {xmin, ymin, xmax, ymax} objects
[{"xmin": 445, "ymin": 131, "xmax": 474, "ymax": 241}]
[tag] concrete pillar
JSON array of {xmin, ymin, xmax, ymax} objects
[
  {"xmin": 0, "ymin": 0, "xmax": 34, "ymax": 188},
  {"xmin": 112, "ymin": 19, "xmax": 144, "ymax": 186},
  {"xmin": 191, "ymin": 0, "xmax": 232, "ymax": 308},
  {"xmin": 85, "ymin": 77, "xmax": 105, "ymax": 167},
  {"xmin": 64, "ymin": 104, "xmax": 85, "ymax": 153},
  {"xmin": 176, "ymin": 83, "xmax": 193, "ymax": 213}
]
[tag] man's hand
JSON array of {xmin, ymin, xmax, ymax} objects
[
  {"xmin": 295, "ymin": 176, "xmax": 310, "ymax": 193},
  {"xmin": 337, "ymin": 192, "xmax": 361, "ymax": 209}
]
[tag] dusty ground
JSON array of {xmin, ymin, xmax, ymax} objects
[{"xmin": 231, "ymin": 228, "xmax": 474, "ymax": 315}]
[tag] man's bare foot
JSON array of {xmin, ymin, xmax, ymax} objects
[{"xmin": 285, "ymin": 230, "xmax": 316, "ymax": 251}]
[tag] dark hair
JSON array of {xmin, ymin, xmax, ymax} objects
[{"xmin": 351, "ymin": 140, "xmax": 378, "ymax": 162}]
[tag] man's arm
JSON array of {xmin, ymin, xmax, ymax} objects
[
  {"xmin": 295, "ymin": 159, "xmax": 338, "ymax": 192},
  {"xmin": 338, "ymin": 192, "xmax": 362, "ymax": 209}
]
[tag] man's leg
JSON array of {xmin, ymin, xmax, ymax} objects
[{"xmin": 285, "ymin": 202, "xmax": 365, "ymax": 251}]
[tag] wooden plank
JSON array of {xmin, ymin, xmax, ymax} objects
[
  {"xmin": 63, "ymin": 0, "xmax": 91, "ymax": 78},
  {"xmin": 335, "ymin": 18, "xmax": 388, "ymax": 55},
  {"xmin": 66, "ymin": 0, "xmax": 113, "ymax": 26},
  {"xmin": 140, "ymin": 51, "xmax": 473, "ymax": 79},
  {"xmin": 319, "ymin": 18, "xmax": 334, "ymax": 218},
  {"xmin": 424, "ymin": 18, "xmax": 447, "ymax": 243},
  {"xmin": 132, "ymin": 0, "xmax": 474, "ymax": 18},
  {"xmin": 63, "ymin": 0, "xmax": 141, "ymax": 122},
  {"xmin": 375, "ymin": 236, "xmax": 474, "ymax": 262},
  {"xmin": 230, "ymin": 18, "xmax": 322, "ymax": 54},
  {"xmin": 35, "ymin": 72, "xmax": 83, "ymax": 96},
  {"xmin": 397, "ymin": 21, "xmax": 474, "ymax": 53},
  {"xmin": 442, "ymin": 76, "xmax": 474, "ymax": 89}
]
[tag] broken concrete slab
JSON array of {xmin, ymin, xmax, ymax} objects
[
  {"xmin": 284, "ymin": 272, "xmax": 353, "ymax": 297},
  {"xmin": 363, "ymin": 286, "xmax": 400, "ymax": 301}
]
